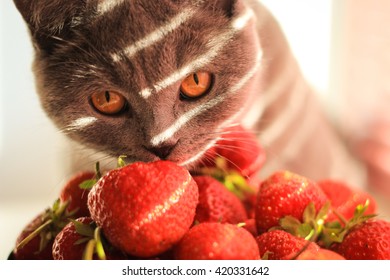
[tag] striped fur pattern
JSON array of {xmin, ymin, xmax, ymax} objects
[{"xmin": 13, "ymin": 0, "xmax": 364, "ymax": 185}]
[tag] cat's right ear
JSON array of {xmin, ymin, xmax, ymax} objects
[{"xmin": 13, "ymin": 0, "xmax": 86, "ymax": 54}]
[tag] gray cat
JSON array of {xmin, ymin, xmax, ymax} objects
[{"xmin": 12, "ymin": 0, "xmax": 363, "ymax": 184}]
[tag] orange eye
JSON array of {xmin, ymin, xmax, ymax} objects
[
  {"xmin": 180, "ymin": 71, "xmax": 213, "ymax": 99},
  {"xmin": 90, "ymin": 90, "xmax": 126, "ymax": 115}
]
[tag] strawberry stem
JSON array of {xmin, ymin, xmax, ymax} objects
[
  {"xmin": 94, "ymin": 227, "xmax": 106, "ymax": 260},
  {"xmin": 117, "ymin": 155, "xmax": 127, "ymax": 168},
  {"xmin": 53, "ymin": 200, "xmax": 69, "ymax": 217},
  {"xmin": 16, "ymin": 219, "xmax": 53, "ymax": 250},
  {"xmin": 332, "ymin": 209, "xmax": 348, "ymax": 225},
  {"xmin": 82, "ymin": 239, "xmax": 96, "ymax": 260},
  {"xmin": 95, "ymin": 161, "xmax": 102, "ymax": 179}
]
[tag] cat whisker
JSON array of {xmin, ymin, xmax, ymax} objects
[
  {"xmin": 49, "ymin": 35, "xmax": 99, "ymax": 61},
  {"xmin": 212, "ymin": 143, "xmax": 260, "ymax": 155},
  {"xmin": 179, "ymin": 138, "xmax": 217, "ymax": 167}
]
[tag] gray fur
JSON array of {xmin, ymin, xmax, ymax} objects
[{"xmin": 13, "ymin": 0, "xmax": 259, "ymax": 167}]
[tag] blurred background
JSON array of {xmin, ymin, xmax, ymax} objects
[{"xmin": 1, "ymin": 0, "xmax": 390, "ymax": 259}]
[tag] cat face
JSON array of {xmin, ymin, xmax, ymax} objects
[{"xmin": 14, "ymin": 0, "xmax": 262, "ymax": 168}]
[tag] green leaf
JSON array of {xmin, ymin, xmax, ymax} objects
[
  {"xmin": 324, "ymin": 221, "xmax": 342, "ymax": 229},
  {"xmin": 316, "ymin": 201, "xmax": 331, "ymax": 222},
  {"xmin": 72, "ymin": 220, "xmax": 95, "ymax": 238},
  {"xmin": 318, "ymin": 200, "xmax": 377, "ymax": 248},
  {"xmin": 79, "ymin": 179, "xmax": 97, "ymax": 190},
  {"xmin": 298, "ymin": 224, "xmax": 314, "ymax": 240},
  {"xmin": 74, "ymin": 237, "xmax": 90, "ymax": 245},
  {"xmin": 279, "ymin": 216, "xmax": 302, "ymax": 236},
  {"xmin": 319, "ymin": 226, "xmax": 344, "ymax": 247},
  {"xmin": 303, "ymin": 202, "xmax": 316, "ymax": 224},
  {"xmin": 53, "ymin": 200, "xmax": 70, "ymax": 217}
]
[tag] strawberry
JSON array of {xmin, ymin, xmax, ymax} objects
[
  {"xmin": 13, "ymin": 213, "xmax": 54, "ymax": 260},
  {"xmin": 317, "ymin": 179, "xmax": 377, "ymax": 223},
  {"xmin": 295, "ymin": 248, "xmax": 345, "ymax": 260},
  {"xmin": 333, "ymin": 219, "xmax": 390, "ymax": 260},
  {"xmin": 239, "ymin": 218, "xmax": 258, "ymax": 237},
  {"xmin": 200, "ymin": 124, "xmax": 266, "ymax": 178},
  {"xmin": 13, "ymin": 200, "xmax": 73, "ymax": 260},
  {"xmin": 59, "ymin": 171, "xmax": 95, "ymax": 218},
  {"xmin": 52, "ymin": 217, "xmax": 126, "ymax": 260},
  {"xmin": 88, "ymin": 161, "xmax": 199, "ymax": 258},
  {"xmin": 174, "ymin": 222, "xmax": 260, "ymax": 260},
  {"xmin": 255, "ymin": 230, "xmax": 320, "ymax": 260},
  {"xmin": 255, "ymin": 171, "xmax": 328, "ymax": 234},
  {"xmin": 242, "ymin": 184, "xmax": 259, "ymax": 219},
  {"xmin": 193, "ymin": 176, "xmax": 247, "ymax": 224},
  {"xmin": 52, "ymin": 217, "xmax": 95, "ymax": 260}
]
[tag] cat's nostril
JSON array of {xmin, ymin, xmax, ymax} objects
[{"xmin": 146, "ymin": 144, "xmax": 176, "ymax": 160}]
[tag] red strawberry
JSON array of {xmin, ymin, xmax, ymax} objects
[
  {"xmin": 256, "ymin": 230, "xmax": 320, "ymax": 260},
  {"xmin": 333, "ymin": 219, "xmax": 390, "ymax": 260},
  {"xmin": 317, "ymin": 179, "xmax": 377, "ymax": 223},
  {"xmin": 240, "ymin": 218, "xmax": 258, "ymax": 237},
  {"xmin": 174, "ymin": 222, "xmax": 260, "ymax": 260},
  {"xmin": 52, "ymin": 217, "xmax": 94, "ymax": 260},
  {"xmin": 193, "ymin": 176, "xmax": 247, "ymax": 224},
  {"xmin": 52, "ymin": 217, "xmax": 126, "ymax": 260},
  {"xmin": 255, "ymin": 171, "xmax": 328, "ymax": 234},
  {"xmin": 201, "ymin": 125, "xmax": 266, "ymax": 177},
  {"xmin": 242, "ymin": 184, "xmax": 259, "ymax": 219},
  {"xmin": 295, "ymin": 248, "xmax": 345, "ymax": 260},
  {"xmin": 13, "ymin": 200, "xmax": 72, "ymax": 260},
  {"xmin": 59, "ymin": 171, "xmax": 95, "ymax": 218},
  {"xmin": 88, "ymin": 161, "xmax": 199, "ymax": 258},
  {"xmin": 13, "ymin": 213, "xmax": 54, "ymax": 260}
]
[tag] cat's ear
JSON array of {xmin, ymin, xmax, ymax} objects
[
  {"xmin": 13, "ymin": 0, "xmax": 87, "ymax": 54},
  {"xmin": 209, "ymin": 0, "xmax": 242, "ymax": 18}
]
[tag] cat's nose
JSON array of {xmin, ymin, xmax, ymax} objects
[{"xmin": 144, "ymin": 142, "xmax": 177, "ymax": 160}]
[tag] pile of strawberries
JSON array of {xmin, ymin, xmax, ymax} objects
[{"xmin": 10, "ymin": 125, "xmax": 390, "ymax": 260}]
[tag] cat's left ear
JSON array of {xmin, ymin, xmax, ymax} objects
[
  {"xmin": 13, "ymin": 0, "xmax": 87, "ymax": 54},
  {"xmin": 208, "ymin": 0, "xmax": 244, "ymax": 18}
]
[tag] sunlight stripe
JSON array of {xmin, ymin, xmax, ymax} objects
[
  {"xmin": 150, "ymin": 51, "xmax": 262, "ymax": 147},
  {"xmin": 111, "ymin": 7, "xmax": 197, "ymax": 62},
  {"xmin": 97, "ymin": 0, "xmax": 126, "ymax": 15},
  {"xmin": 139, "ymin": 7, "xmax": 255, "ymax": 99},
  {"xmin": 66, "ymin": 117, "xmax": 98, "ymax": 131}
]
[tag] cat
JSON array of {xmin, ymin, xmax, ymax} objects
[{"xmin": 12, "ymin": 0, "xmax": 365, "ymax": 186}]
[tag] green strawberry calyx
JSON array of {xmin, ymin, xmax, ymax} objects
[
  {"xmin": 72, "ymin": 220, "xmax": 107, "ymax": 260},
  {"xmin": 79, "ymin": 161, "xmax": 102, "ymax": 190},
  {"xmin": 199, "ymin": 157, "xmax": 256, "ymax": 200},
  {"xmin": 79, "ymin": 155, "xmax": 128, "ymax": 191},
  {"xmin": 318, "ymin": 200, "xmax": 377, "ymax": 248},
  {"xmin": 277, "ymin": 201, "xmax": 331, "ymax": 242},
  {"xmin": 275, "ymin": 200, "xmax": 377, "ymax": 249}
]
